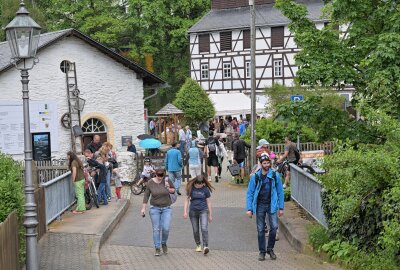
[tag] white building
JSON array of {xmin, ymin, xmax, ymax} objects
[
  {"xmin": 188, "ymin": 0, "xmax": 353, "ymax": 102},
  {"xmin": 0, "ymin": 29, "xmax": 165, "ymax": 160}
]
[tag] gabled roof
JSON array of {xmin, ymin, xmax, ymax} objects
[
  {"xmin": 155, "ymin": 103, "xmax": 183, "ymax": 116},
  {"xmin": 0, "ymin": 29, "xmax": 165, "ymax": 86},
  {"xmin": 188, "ymin": 0, "xmax": 327, "ymax": 33}
]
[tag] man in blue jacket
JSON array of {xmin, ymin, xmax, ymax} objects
[
  {"xmin": 165, "ymin": 141, "xmax": 183, "ymax": 195},
  {"xmin": 246, "ymin": 154, "xmax": 284, "ymax": 261}
]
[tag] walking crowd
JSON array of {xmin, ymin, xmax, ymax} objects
[{"xmin": 66, "ymin": 115, "xmax": 301, "ymax": 262}]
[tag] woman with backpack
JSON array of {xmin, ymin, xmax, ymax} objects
[
  {"xmin": 183, "ymin": 175, "xmax": 214, "ymax": 255},
  {"xmin": 141, "ymin": 168, "xmax": 176, "ymax": 256}
]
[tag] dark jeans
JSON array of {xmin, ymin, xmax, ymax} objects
[
  {"xmin": 218, "ymin": 157, "xmax": 224, "ymax": 177},
  {"xmin": 97, "ymin": 182, "xmax": 108, "ymax": 205},
  {"xmin": 189, "ymin": 209, "xmax": 209, "ymax": 247},
  {"xmin": 256, "ymin": 203, "xmax": 278, "ymax": 254},
  {"xmin": 179, "ymin": 140, "xmax": 186, "ymax": 156}
]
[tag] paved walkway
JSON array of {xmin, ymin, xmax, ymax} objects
[
  {"xmin": 38, "ymin": 187, "xmax": 131, "ymax": 270},
  {"xmin": 100, "ymin": 180, "xmax": 340, "ymax": 270}
]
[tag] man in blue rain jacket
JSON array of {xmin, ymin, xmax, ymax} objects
[{"xmin": 246, "ymin": 154, "xmax": 284, "ymax": 261}]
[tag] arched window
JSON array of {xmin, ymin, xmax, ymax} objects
[{"xmin": 82, "ymin": 118, "xmax": 107, "ymax": 133}]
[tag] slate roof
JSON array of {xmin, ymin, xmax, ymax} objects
[
  {"xmin": 0, "ymin": 29, "xmax": 165, "ymax": 86},
  {"xmin": 188, "ymin": 0, "xmax": 327, "ymax": 33},
  {"xmin": 155, "ymin": 103, "xmax": 183, "ymax": 116}
]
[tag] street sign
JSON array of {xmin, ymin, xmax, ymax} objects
[{"xmin": 291, "ymin": 95, "xmax": 304, "ymax": 102}]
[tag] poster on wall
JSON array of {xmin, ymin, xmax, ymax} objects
[
  {"xmin": 0, "ymin": 101, "xmax": 59, "ymax": 155},
  {"xmin": 32, "ymin": 132, "xmax": 51, "ymax": 161}
]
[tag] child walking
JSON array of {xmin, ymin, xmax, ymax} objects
[
  {"xmin": 114, "ymin": 171, "xmax": 122, "ymax": 201},
  {"xmin": 183, "ymin": 175, "xmax": 214, "ymax": 255}
]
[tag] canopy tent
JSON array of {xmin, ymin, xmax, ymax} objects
[{"xmin": 208, "ymin": 93, "xmax": 266, "ymax": 116}]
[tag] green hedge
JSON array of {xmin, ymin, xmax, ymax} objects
[{"xmin": 0, "ymin": 152, "xmax": 25, "ymax": 264}]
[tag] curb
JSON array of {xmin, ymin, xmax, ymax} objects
[
  {"xmin": 278, "ymin": 203, "xmax": 314, "ymax": 256},
  {"xmin": 90, "ymin": 195, "xmax": 131, "ymax": 270}
]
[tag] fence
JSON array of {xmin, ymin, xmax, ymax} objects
[
  {"xmin": 21, "ymin": 160, "xmax": 69, "ymax": 184},
  {"xmin": 0, "ymin": 211, "xmax": 20, "ymax": 270},
  {"xmin": 268, "ymin": 141, "xmax": 335, "ymax": 155},
  {"xmin": 40, "ymin": 172, "xmax": 75, "ymax": 224},
  {"xmin": 290, "ymin": 163, "xmax": 327, "ymax": 228}
]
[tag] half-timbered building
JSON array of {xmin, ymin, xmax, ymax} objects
[{"xmin": 188, "ymin": 0, "xmax": 328, "ymax": 94}]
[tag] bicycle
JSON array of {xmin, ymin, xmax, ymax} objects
[
  {"xmin": 84, "ymin": 167, "xmax": 99, "ymax": 209},
  {"xmin": 130, "ymin": 174, "xmax": 153, "ymax": 195}
]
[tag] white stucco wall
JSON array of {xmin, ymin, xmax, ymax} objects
[{"xmin": 0, "ymin": 36, "xmax": 145, "ymax": 159}]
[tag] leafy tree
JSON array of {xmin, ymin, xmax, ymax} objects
[
  {"xmin": 174, "ymin": 78, "xmax": 215, "ymax": 128},
  {"xmin": 41, "ymin": 0, "xmax": 127, "ymax": 47},
  {"xmin": 275, "ymin": 0, "xmax": 400, "ymax": 116},
  {"xmin": 0, "ymin": 0, "xmax": 48, "ymax": 42},
  {"xmin": 127, "ymin": 0, "xmax": 211, "ymax": 114}
]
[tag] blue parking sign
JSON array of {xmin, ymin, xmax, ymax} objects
[{"xmin": 291, "ymin": 95, "xmax": 304, "ymax": 102}]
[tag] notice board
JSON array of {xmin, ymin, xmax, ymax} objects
[{"xmin": 0, "ymin": 101, "xmax": 59, "ymax": 155}]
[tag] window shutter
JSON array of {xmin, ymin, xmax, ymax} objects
[
  {"xmin": 199, "ymin": 34, "xmax": 210, "ymax": 53},
  {"xmin": 243, "ymin": 30, "xmax": 250, "ymax": 49},
  {"xmin": 271, "ymin": 26, "xmax": 284, "ymax": 47},
  {"xmin": 220, "ymin": 31, "xmax": 232, "ymax": 51}
]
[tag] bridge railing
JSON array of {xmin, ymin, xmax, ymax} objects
[
  {"xmin": 290, "ymin": 164, "xmax": 328, "ymax": 228},
  {"xmin": 40, "ymin": 171, "xmax": 75, "ymax": 224}
]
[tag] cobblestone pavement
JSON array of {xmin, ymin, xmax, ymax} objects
[{"xmin": 100, "ymin": 180, "xmax": 340, "ymax": 270}]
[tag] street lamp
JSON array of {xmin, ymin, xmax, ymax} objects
[{"xmin": 5, "ymin": 1, "xmax": 41, "ymax": 270}]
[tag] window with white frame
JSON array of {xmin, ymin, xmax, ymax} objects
[
  {"xmin": 223, "ymin": 63, "xmax": 231, "ymax": 78},
  {"xmin": 201, "ymin": 64, "xmax": 209, "ymax": 79},
  {"xmin": 273, "ymin": 59, "xmax": 283, "ymax": 77},
  {"xmin": 246, "ymin": 61, "xmax": 251, "ymax": 77}
]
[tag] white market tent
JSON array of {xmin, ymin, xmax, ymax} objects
[{"xmin": 208, "ymin": 93, "xmax": 266, "ymax": 116}]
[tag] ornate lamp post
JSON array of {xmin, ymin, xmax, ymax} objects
[{"xmin": 5, "ymin": 1, "xmax": 41, "ymax": 270}]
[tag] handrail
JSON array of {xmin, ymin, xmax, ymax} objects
[{"xmin": 40, "ymin": 171, "xmax": 71, "ymax": 187}]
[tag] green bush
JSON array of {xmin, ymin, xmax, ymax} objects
[
  {"xmin": 307, "ymin": 224, "xmax": 330, "ymax": 252},
  {"xmin": 319, "ymin": 110, "xmax": 400, "ymax": 268},
  {"xmin": 322, "ymin": 240, "xmax": 399, "ymax": 270},
  {"xmin": 0, "ymin": 152, "xmax": 25, "ymax": 264},
  {"xmin": 283, "ymin": 186, "xmax": 291, "ymax": 202},
  {"xmin": 241, "ymin": 118, "xmax": 318, "ymax": 144}
]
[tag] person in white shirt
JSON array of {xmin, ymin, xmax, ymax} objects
[{"xmin": 178, "ymin": 125, "xmax": 186, "ymax": 155}]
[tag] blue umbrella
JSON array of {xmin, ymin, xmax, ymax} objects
[{"xmin": 139, "ymin": 138, "xmax": 161, "ymax": 149}]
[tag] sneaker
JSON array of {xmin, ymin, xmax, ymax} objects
[
  {"xmin": 275, "ymin": 234, "xmax": 279, "ymax": 241},
  {"xmin": 236, "ymin": 179, "xmax": 239, "ymax": 184},
  {"xmin": 283, "ymin": 184, "xmax": 287, "ymax": 189},
  {"xmin": 162, "ymin": 244, "xmax": 168, "ymax": 254},
  {"xmin": 258, "ymin": 253, "xmax": 266, "ymax": 261},
  {"xmin": 177, "ymin": 190, "xmax": 182, "ymax": 195},
  {"xmin": 195, "ymin": 245, "xmax": 202, "ymax": 252},
  {"xmin": 208, "ymin": 176, "xmax": 212, "ymax": 182},
  {"xmin": 203, "ymin": 247, "xmax": 209, "ymax": 255},
  {"xmin": 155, "ymin": 248, "xmax": 161, "ymax": 256},
  {"xmin": 240, "ymin": 179, "xmax": 244, "ymax": 184},
  {"xmin": 267, "ymin": 250, "xmax": 277, "ymax": 260},
  {"xmin": 107, "ymin": 197, "xmax": 111, "ymax": 202},
  {"xmin": 215, "ymin": 176, "xmax": 219, "ymax": 183}
]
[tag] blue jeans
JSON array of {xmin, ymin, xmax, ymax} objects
[
  {"xmin": 179, "ymin": 140, "xmax": 186, "ymax": 155},
  {"xmin": 97, "ymin": 182, "xmax": 108, "ymax": 205},
  {"xmin": 168, "ymin": 171, "xmax": 182, "ymax": 191},
  {"xmin": 189, "ymin": 209, "xmax": 209, "ymax": 247},
  {"xmin": 106, "ymin": 170, "xmax": 111, "ymax": 198},
  {"xmin": 149, "ymin": 206, "xmax": 172, "ymax": 249},
  {"xmin": 256, "ymin": 204, "xmax": 278, "ymax": 253}
]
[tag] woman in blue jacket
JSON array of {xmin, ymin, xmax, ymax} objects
[{"xmin": 246, "ymin": 154, "xmax": 284, "ymax": 261}]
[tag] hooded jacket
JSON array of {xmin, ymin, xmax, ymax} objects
[{"xmin": 246, "ymin": 168, "xmax": 284, "ymax": 214}]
